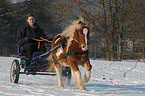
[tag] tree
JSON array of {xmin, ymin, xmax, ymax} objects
[
  {"xmin": 47, "ymin": 0, "xmax": 145, "ymax": 60},
  {"xmin": 124, "ymin": 0, "xmax": 145, "ymax": 59},
  {"xmin": 1, "ymin": 0, "xmax": 144, "ymax": 60},
  {"xmin": 125, "ymin": 0, "xmax": 145, "ymax": 42},
  {"xmin": 0, "ymin": 0, "xmax": 17, "ymax": 55},
  {"xmin": 52, "ymin": 0, "xmax": 128, "ymax": 61},
  {"xmin": 0, "ymin": 0, "xmax": 60, "ymax": 56}
]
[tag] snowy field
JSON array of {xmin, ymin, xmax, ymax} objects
[{"xmin": 0, "ymin": 57, "xmax": 145, "ymax": 96}]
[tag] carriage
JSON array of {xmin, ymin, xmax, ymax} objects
[
  {"xmin": 10, "ymin": 18, "xmax": 92, "ymax": 90},
  {"xmin": 10, "ymin": 39, "xmax": 71, "ymax": 85}
]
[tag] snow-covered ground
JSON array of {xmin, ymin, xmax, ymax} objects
[{"xmin": 0, "ymin": 57, "xmax": 145, "ymax": 96}]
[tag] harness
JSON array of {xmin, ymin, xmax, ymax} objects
[
  {"xmin": 49, "ymin": 29, "xmax": 89, "ymax": 65},
  {"xmin": 32, "ymin": 43, "xmax": 88, "ymax": 68},
  {"xmin": 32, "ymin": 27, "xmax": 89, "ymax": 66}
]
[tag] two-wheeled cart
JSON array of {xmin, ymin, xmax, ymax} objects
[{"xmin": 10, "ymin": 43, "xmax": 71, "ymax": 85}]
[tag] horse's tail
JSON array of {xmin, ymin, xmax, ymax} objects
[{"xmin": 46, "ymin": 53, "xmax": 55, "ymax": 72}]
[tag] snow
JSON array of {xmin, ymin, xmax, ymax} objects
[{"xmin": 0, "ymin": 57, "xmax": 145, "ymax": 96}]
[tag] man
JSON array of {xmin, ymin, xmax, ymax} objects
[{"xmin": 17, "ymin": 13, "xmax": 46, "ymax": 67}]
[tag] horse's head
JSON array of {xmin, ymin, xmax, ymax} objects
[
  {"xmin": 60, "ymin": 18, "xmax": 90, "ymax": 52},
  {"xmin": 74, "ymin": 26, "xmax": 90, "ymax": 51}
]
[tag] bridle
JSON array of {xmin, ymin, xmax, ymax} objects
[
  {"xmin": 73, "ymin": 37, "xmax": 80, "ymax": 45},
  {"xmin": 73, "ymin": 27, "xmax": 89, "ymax": 46}
]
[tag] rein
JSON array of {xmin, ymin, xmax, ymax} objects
[
  {"xmin": 32, "ymin": 29, "xmax": 89, "ymax": 67},
  {"xmin": 32, "ymin": 37, "xmax": 52, "ymax": 42},
  {"xmin": 31, "ymin": 37, "xmax": 52, "ymax": 49}
]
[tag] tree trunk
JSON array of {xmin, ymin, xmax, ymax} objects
[
  {"xmin": 117, "ymin": 0, "xmax": 124, "ymax": 61},
  {"xmin": 109, "ymin": 0, "xmax": 114, "ymax": 61},
  {"xmin": 105, "ymin": 39, "xmax": 110, "ymax": 61},
  {"xmin": 102, "ymin": 0, "xmax": 110, "ymax": 60},
  {"xmin": 118, "ymin": 34, "xmax": 122, "ymax": 61},
  {"xmin": 110, "ymin": 41, "xmax": 114, "ymax": 61},
  {"xmin": 132, "ymin": 40, "xmax": 137, "ymax": 59}
]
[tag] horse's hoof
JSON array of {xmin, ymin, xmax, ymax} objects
[
  {"xmin": 76, "ymin": 86, "xmax": 79, "ymax": 89},
  {"xmin": 83, "ymin": 75, "xmax": 90, "ymax": 83},
  {"xmin": 58, "ymin": 86, "xmax": 63, "ymax": 88},
  {"xmin": 79, "ymin": 86, "xmax": 86, "ymax": 90},
  {"xmin": 83, "ymin": 79, "xmax": 88, "ymax": 83},
  {"xmin": 58, "ymin": 85, "xmax": 63, "ymax": 88}
]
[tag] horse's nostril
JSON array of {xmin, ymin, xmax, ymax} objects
[{"xmin": 82, "ymin": 46, "xmax": 85, "ymax": 48}]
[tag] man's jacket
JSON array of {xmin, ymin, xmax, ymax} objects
[{"xmin": 17, "ymin": 23, "xmax": 46, "ymax": 46}]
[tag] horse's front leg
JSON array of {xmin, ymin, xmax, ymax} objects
[
  {"xmin": 74, "ymin": 70, "xmax": 86, "ymax": 90},
  {"xmin": 71, "ymin": 69, "xmax": 78, "ymax": 89},
  {"xmin": 69, "ymin": 60, "xmax": 85, "ymax": 90},
  {"xmin": 54, "ymin": 63, "xmax": 63, "ymax": 88},
  {"xmin": 83, "ymin": 60, "xmax": 92, "ymax": 83}
]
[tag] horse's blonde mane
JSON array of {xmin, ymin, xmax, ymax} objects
[
  {"xmin": 60, "ymin": 17, "xmax": 86, "ymax": 51},
  {"xmin": 60, "ymin": 17, "xmax": 84, "ymax": 38}
]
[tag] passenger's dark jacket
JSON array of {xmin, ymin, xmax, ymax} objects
[{"xmin": 17, "ymin": 23, "xmax": 46, "ymax": 46}]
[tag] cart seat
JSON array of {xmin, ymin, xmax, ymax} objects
[{"xmin": 17, "ymin": 46, "xmax": 27, "ymax": 56}]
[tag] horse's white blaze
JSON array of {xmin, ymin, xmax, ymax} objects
[
  {"xmin": 56, "ymin": 48, "xmax": 63, "ymax": 58},
  {"xmin": 83, "ymin": 28, "xmax": 88, "ymax": 45},
  {"xmin": 81, "ymin": 28, "xmax": 88, "ymax": 51}
]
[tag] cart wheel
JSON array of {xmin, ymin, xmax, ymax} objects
[
  {"xmin": 10, "ymin": 59, "xmax": 20, "ymax": 83},
  {"xmin": 62, "ymin": 67, "xmax": 71, "ymax": 86}
]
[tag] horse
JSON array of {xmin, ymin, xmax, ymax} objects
[{"xmin": 48, "ymin": 18, "xmax": 92, "ymax": 90}]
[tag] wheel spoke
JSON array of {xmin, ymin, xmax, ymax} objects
[{"xmin": 10, "ymin": 60, "xmax": 20, "ymax": 83}]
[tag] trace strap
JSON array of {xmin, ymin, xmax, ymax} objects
[{"xmin": 31, "ymin": 41, "xmax": 88, "ymax": 67}]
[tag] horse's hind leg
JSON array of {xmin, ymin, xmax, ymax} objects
[
  {"xmin": 83, "ymin": 60, "xmax": 92, "ymax": 83},
  {"xmin": 54, "ymin": 63, "xmax": 63, "ymax": 88}
]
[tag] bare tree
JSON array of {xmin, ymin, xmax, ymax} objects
[
  {"xmin": 51, "ymin": 0, "xmax": 128, "ymax": 60},
  {"xmin": 0, "ymin": 0, "xmax": 59, "ymax": 56}
]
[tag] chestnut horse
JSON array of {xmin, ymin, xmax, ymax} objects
[{"xmin": 49, "ymin": 18, "xmax": 92, "ymax": 90}]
